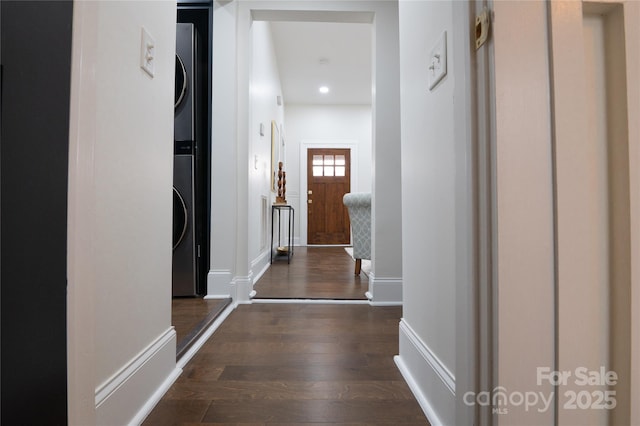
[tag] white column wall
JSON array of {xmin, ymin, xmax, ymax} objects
[
  {"xmin": 249, "ymin": 21, "xmax": 285, "ymax": 282},
  {"xmin": 624, "ymin": 3, "xmax": 640, "ymax": 423},
  {"xmin": 549, "ymin": 1, "xmax": 640, "ymax": 424},
  {"xmin": 397, "ymin": 1, "xmax": 458, "ymax": 423},
  {"xmin": 208, "ymin": 1, "xmax": 239, "ymax": 297},
  {"xmin": 368, "ymin": 1, "xmax": 403, "ymax": 305},
  {"xmin": 67, "ymin": 1, "xmax": 179, "ymax": 424},
  {"xmin": 492, "ymin": 2, "xmax": 556, "ymax": 424}
]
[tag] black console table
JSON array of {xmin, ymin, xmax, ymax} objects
[{"xmin": 271, "ymin": 204, "xmax": 294, "ymax": 264}]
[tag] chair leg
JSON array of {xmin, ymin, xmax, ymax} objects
[{"xmin": 354, "ymin": 259, "xmax": 362, "ymax": 276}]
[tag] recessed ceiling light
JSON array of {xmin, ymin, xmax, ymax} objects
[{"xmin": 319, "ymin": 86, "xmax": 329, "ymax": 94}]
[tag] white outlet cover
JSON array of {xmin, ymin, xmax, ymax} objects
[
  {"xmin": 428, "ymin": 31, "xmax": 447, "ymax": 90},
  {"xmin": 140, "ymin": 27, "xmax": 155, "ymax": 78}
]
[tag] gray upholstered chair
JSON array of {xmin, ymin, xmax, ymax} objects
[{"xmin": 343, "ymin": 192, "xmax": 371, "ymax": 275}]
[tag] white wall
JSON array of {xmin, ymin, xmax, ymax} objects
[
  {"xmin": 208, "ymin": 1, "xmax": 239, "ymax": 297},
  {"xmin": 67, "ymin": 1, "xmax": 179, "ymax": 424},
  {"xmin": 284, "ymin": 104, "xmax": 372, "ymax": 244},
  {"xmin": 249, "ymin": 21, "xmax": 285, "ymax": 278},
  {"xmin": 623, "ymin": 3, "xmax": 640, "ymax": 423},
  {"xmin": 483, "ymin": 1, "xmax": 640, "ymax": 425},
  {"xmin": 397, "ymin": 1, "xmax": 458, "ymax": 424},
  {"xmin": 549, "ymin": 1, "xmax": 639, "ymax": 424},
  {"xmin": 368, "ymin": 1, "xmax": 403, "ymax": 305},
  {"xmin": 493, "ymin": 2, "xmax": 556, "ymax": 424}
]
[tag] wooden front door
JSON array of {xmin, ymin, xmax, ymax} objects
[{"xmin": 307, "ymin": 148, "xmax": 351, "ymax": 244}]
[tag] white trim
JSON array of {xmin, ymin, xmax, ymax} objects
[
  {"xmin": 366, "ymin": 273, "xmax": 402, "ymax": 305},
  {"xmin": 129, "ymin": 367, "xmax": 182, "ymax": 426},
  {"xmin": 94, "ymin": 328, "xmax": 174, "ymax": 406},
  {"xmin": 251, "ymin": 249, "xmax": 271, "ymax": 285},
  {"xmin": 204, "ymin": 294, "xmax": 231, "ymax": 300},
  {"xmin": 67, "ymin": 2, "xmax": 99, "ymax": 422},
  {"xmin": 234, "ymin": 273, "xmax": 254, "ymax": 304},
  {"xmin": 299, "ymin": 140, "xmax": 359, "ymax": 246},
  {"xmin": 395, "ymin": 356, "xmax": 445, "ymax": 426},
  {"xmin": 366, "ymin": 293, "xmax": 403, "ymax": 306},
  {"xmin": 252, "ymin": 261, "xmax": 270, "ymax": 285},
  {"xmin": 207, "ymin": 269, "xmax": 233, "ymax": 298},
  {"xmin": 176, "ymin": 303, "xmax": 235, "ymax": 369},
  {"xmin": 251, "ymin": 298, "xmax": 370, "ymax": 305},
  {"xmin": 396, "ymin": 318, "xmax": 455, "ymax": 426},
  {"xmin": 400, "ymin": 320, "xmax": 455, "ymax": 393},
  {"xmin": 95, "ymin": 328, "xmax": 178, "ymax": 426}
]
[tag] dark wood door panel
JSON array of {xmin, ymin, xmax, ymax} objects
[{"xmin": 307, "ymin": 149, "xmax": 351, "ymax": 245}]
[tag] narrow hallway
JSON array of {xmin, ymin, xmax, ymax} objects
[{"xmin": 144, "ymin": 303, "xmax": 429, "ymax": 425}]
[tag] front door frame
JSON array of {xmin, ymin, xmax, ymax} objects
[{"xmin": 299, "ymin": 140, "xmax": 359, "ymax": 246}]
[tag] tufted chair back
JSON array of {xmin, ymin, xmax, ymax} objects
[{"xmin": 343, "ymin": 193, "xmax": 371, "ymax": 275}]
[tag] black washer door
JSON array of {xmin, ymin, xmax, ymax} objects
[
  {"xmin": 173, "ymin": 187, "xmax": 188, "ymax": 250},
  {"xmin": 174, "ymin": 54, "xmax": 187, "ymax": 110}
]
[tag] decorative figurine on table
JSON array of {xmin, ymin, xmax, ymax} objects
[{"xmin": 275, "ymin": 161, "xmax": 287, "ymax": 205}]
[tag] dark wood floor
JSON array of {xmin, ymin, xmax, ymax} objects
[
  {"xmin": 255, "ymin": 246, "xmax": 368, "ymax": 300},
  {"xmin": 173, "ymin": 298, "xmax": 231, "ymax": 358},
  {"xmin": 144, "ymin": 304, "xmax": 429, "ymax": 425}
]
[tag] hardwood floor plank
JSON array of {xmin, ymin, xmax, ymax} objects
[
  {"xmin": 172, "ymin": 297, "xmax": 232, "ymax": 359},
  {"xmin": 196, "ymin": 341, "xmax": 345, "ymax": 356},
  {"xmin": 144, "ymin": 297, "xmax": 429, "ymax": 425},
  {"xmin": 142, "ymin": 399, "xmax": 211, "ymax": 426},
  {"xmin": 254, "ymin": 247, "xmax": 368, "ymax": 300},
  {"xmin": 184, "ymin": 351, "xmax": 370, "ymax": 367},
  {"xmin": 172, "ymin": 298, "xmax": 230, "ymax": 343},
  {"xmin": 217, "ymin": 363, "xmax": 402, "ymax": 382},
  {"xmin": 201, "ymin": 400, "xmax": 427, "ymax": 424},
  {"xmin": 163, "ymin": 380, "xmax": 418, "ymax": 401},
  {"xmin": 180, "ymin": 423, "xmax": 426, "ymax": 426}
]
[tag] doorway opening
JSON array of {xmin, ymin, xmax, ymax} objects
[
  {"xmin": 172, "ymin": 4, "xmax": 231, "ymax": 361},
  {"xmin": 250, "ymin": 15, "xmax": 373, "ymax": 301}
]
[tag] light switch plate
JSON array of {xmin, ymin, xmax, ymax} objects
[
  {"xmin": 428, "ymin": 31, "xmax": 447, "ymax": 90},
  {"xmin": 140, "ymin": 27, "xmax": 155, "ymax": 78}
]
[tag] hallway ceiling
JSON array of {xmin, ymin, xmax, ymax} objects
[{"xmin": 269, "ymin": 21, "xmax": 372, "ymax": 105}]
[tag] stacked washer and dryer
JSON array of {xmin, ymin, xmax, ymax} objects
[{"xmin": 173, "ymin": 23, "xmax": 197, "ymax": 297}]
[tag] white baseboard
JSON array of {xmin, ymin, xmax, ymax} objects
[
  {"xmin": 95, "ymin": 328, "xmax": 179, "ymax": 426},
  {"xmin": 129, "ymin": 367, "xmax": 182, "ymax": 426},
  {"xmin": 233, "ymin": 273, "xmax": 254, "ymax": 304},
  {"xmin": 203, "ymin": 294, "xmax": 231, "ymax": 300},
  {"xmin": 252, "ymin": 298, "xmax": 370, "ymax": 305},
  {"xmin": 395, "ymin": 319, "xmax": 455, "ymax": 426},
  {"xmin": 251, "ymin": 250, "xmax": 271, "ymax": 285},
  {"xmin": 367, "ymin": 273, "xmax": 403, "ymax": 305},
  {"xmin": 207, "ymin": 269, "xmax": 232, "ymax": 298}
]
